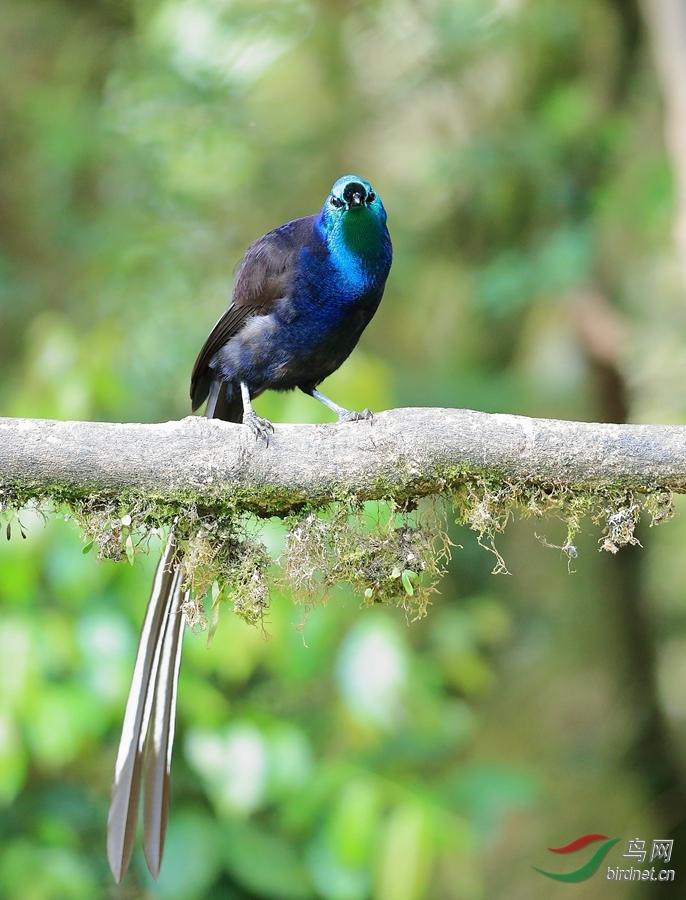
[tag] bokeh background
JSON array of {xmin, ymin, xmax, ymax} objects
[{"xmin": 1, "ymin": 0, "xmax": 686, "ymax": 897}]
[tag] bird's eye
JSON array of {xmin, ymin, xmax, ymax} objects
[
  {"xmin": 367, "ymin": 191, "xmax": 376, "ymax": 203},
  {"xmin": 330, "ymin": 196, "xmax": 344, "ymax": 208}
]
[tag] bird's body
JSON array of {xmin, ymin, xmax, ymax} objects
[
  {"xmin": 191, "ymin": 176, "xmax": 392, "ymax": 428},
  {"xmin": 107, "ymin": 176, "xmax": 391, "ymax": 883}
]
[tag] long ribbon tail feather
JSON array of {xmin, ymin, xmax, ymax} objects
[
  {"xmin": 107, "ymin": 532, "xmax": 181, "ymax": 883},
  {"xmin": 142, "ymin": 579, "xmax": 186, "ymax": 878}
]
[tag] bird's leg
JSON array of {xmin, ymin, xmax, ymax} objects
[
  {"xmin": 308, "ymin": 388, "xmax": 373, "ymax": 423},
  {"xmin": 240, "ymin": 381, "xmax": 274, "ymax": 442}
]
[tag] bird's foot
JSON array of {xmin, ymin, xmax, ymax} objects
[
  {"xmin": 243, "ymin": 410, "xmax": 275, "ymax": 444},
  {"xmin": 337, "ymin": 408, "xmax": 374, "ymax": 424}
]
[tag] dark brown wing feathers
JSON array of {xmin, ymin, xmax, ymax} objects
[
  {"xmin": 190, "ymin": 216, "xmax": 315, "ymax": 414},
  {"xmin": 189, "ymin": 305, "xmax": 264, "ymax": 412}
]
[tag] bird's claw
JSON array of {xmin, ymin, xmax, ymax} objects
[
  {"xmin": 337, "ymin": 407, "xmax": 374, "ymax": 424},
  {"xmin": 243, "ymin": 411, "xmax": 275, "ymax": 444}
]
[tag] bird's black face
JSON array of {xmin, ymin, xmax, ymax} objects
[
  {"xmin": 343, "ymin": 181, "xmax": 367, "ymax": 208},
  {"xmin": 326, "ymin": 175, "xmax": 385, "ymax": 225},
  {"xmin": 329, "ymin": 180, "xmax": 377, "ymax": 211}
]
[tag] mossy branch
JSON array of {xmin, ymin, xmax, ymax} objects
[
  {"xmin": 2, "ymin": 409, "xmax": 686, "ymax": 516},
  {"xmin": 2, "ymin": 408, "xmax": 684, "ymax": 625}
]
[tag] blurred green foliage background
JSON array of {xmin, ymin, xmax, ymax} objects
[{"xmin": 1, "ymin": 0, "xmax": 686, "ymax": 897}]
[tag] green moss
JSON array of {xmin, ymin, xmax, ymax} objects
[
  {"xmin": 0, "ymin": 474, "xmax": 678, "ymax": 636},
  {"xmin": 451, "ymin": 477, "xmax": 674, "ymax": 571},
  {"xmin": 281, "ymin": 499, "xmax": 450, "ymax": 620},
  {"xmin": 181, "ymin": 517, "xmax": 271, "ymax": 629}
]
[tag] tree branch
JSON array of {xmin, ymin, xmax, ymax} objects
[{"xmin": 2, "ymin": 409, "xmax": 686, "ymax": 516}]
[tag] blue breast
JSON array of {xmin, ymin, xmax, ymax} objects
[{"xmin": 308, "ymin": 211, "xmax": 392, "ymax": 307}]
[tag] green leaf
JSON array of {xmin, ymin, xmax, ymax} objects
[
  {"xmin": 207, "ymin": 606, "xmax": 220, "ymax": 648},
  {"xmin": 401, "ymin": 570, "xmax": 417, "ymax": 596},
  {"xmin": 224, "ymin": 822, "xmax": 314, "ymax": 900},
  {"xmin": 207, "ymin": 582, "xmax": 223, "ymax": 647},
  {"xmin": 125, "ymin": 534, "xmax": 135, "ymax": 565},
  {"xmin": 150, "ymin": 813, "xmax": 221, "ymax": 899},
  {"xmin": 82, "ymin": 540, "xmax": 94, "ymax": 555}
]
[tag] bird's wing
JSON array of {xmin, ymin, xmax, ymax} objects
[{"xmin": 190, "ymin": 216, "xmax": 317, "ymax": 413}]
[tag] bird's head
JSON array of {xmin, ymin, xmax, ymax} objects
[{"xmin": 324, "ymin": 175, "xmax": 387, "ymax": 226}]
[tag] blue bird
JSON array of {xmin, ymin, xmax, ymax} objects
[
  {"xmin": 191, "ymin": 174, "xmax": 392, "ymax": 436},
  {"xmin": 107, "ymin": 175, "xmax": 392, "ymax": 882}
]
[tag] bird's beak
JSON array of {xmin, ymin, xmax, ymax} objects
[{"xmin": 350, "ymin": 192, "xmax": 364, "ymax": 207}]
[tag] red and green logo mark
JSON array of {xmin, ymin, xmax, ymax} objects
[{"xmin": 533, "ymin": 834, "xmax": 620, "ymax": 882}]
